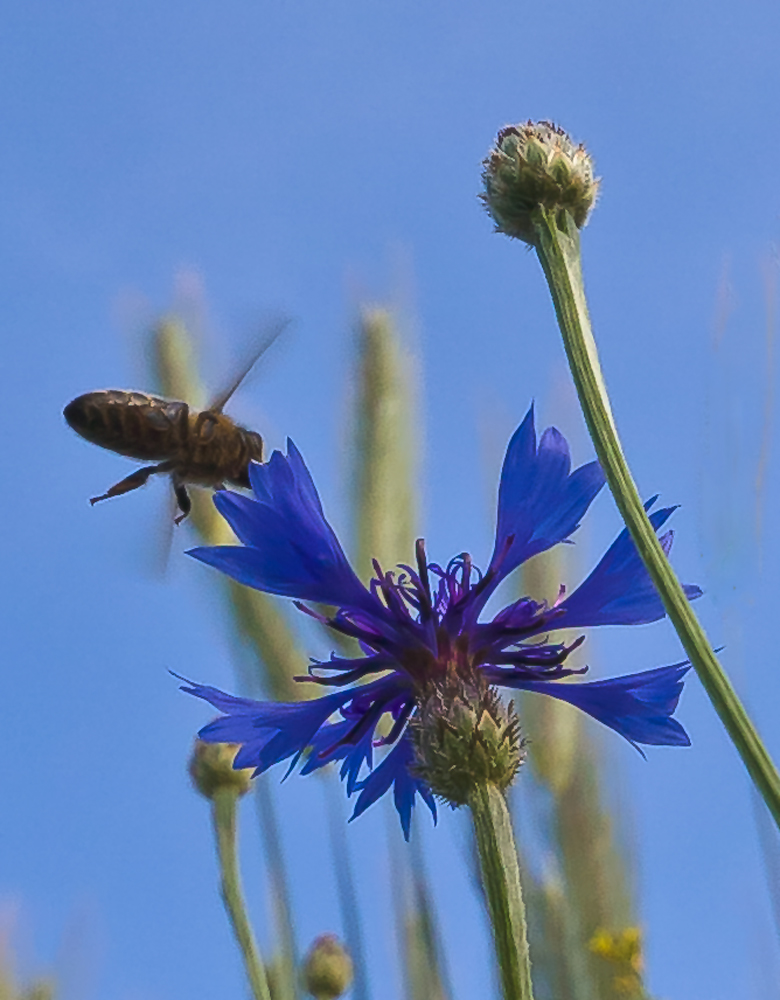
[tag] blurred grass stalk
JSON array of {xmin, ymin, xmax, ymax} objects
[
  {"xmin": 351, "ymin": 307, "xmax": 451, "ymax": 1000},
  {"xmin": 151, "ymin": 317, "xmax": 301, "ymax": 1000},
  {"xmin": 0, "ymin": 932, "xmax": 55, "ymax": 1000},
  {"xmin": 354, "ymin": 309, "xmax": 535, "ymax": 999},
  {"xmin": 325, "ymin": 777, "xmax": 372, "ymax": 1000},
  {"xmin": 151, "ymin": 317, "xmax": 307, "ymax": 702},
  {"xmin": 154, "ymin": 307, "xmax": 440, "ymax": 1000},
  {"xmin": 391, "ymin": 830, "xmax": 451, "ymax": 1000},
  {"xmin": 351, "ymin": 308, "xmax": 418, "ymax": 579},
  {"xmin": 517, "ymin": 549, "xmax": 649, "ymax": 1000}
]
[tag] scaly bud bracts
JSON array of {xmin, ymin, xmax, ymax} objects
[
  {"xmin": 410, "ymin": 665, "xmax": 524, "ymax": 805},
  {"xmin": 481, "ymin": 120, "xmax": 599, "ymax": 245}
]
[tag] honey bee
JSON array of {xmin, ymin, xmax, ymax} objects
[{"xmin": 64, "ymin": 324, "xmax": 284, "ymax": 523}]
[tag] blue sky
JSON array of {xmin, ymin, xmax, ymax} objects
[{"xmin": 3, "ymin": 1, "xmax": 780, "ymax": 998}]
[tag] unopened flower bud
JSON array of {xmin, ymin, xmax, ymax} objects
[
  {"xmin": 301, "ymin": 934, "xmax": 353, "ymax": 1000},
  {"xmin": 481, "ymin": 120, "xmax": 599, "ymax": 245},
  {"xmin": 410, "ymin": 666, "xmax": 524, "ymax": 805},
  {"xmin": 188, "ymin": 739, "xmax": 253, "ymax": 799}
]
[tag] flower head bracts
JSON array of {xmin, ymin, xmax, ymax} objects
[{"xmin": 184, "ymin": 406, "xmax": 698, "ymax": 838}]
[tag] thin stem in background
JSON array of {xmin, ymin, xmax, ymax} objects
[
  {"xmin": 389, "ymin": 810, "xmax": 451, "ymax": 1000},
  {"xmin": 212, "ymin": 789, "xmax": 273, "ymax": 1000},
  {"xmin": 324, "ymin": 772, "xmax": 372, "ymax": 1000},
  {"xmin": 408, "ymin": 833, "xmax": 453, "ymax": 1000},
  {"xmin": 256, "ymin": 778, "xmax": 300, "ymax": 1000}
]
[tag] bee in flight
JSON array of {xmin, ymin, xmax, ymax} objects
[{"xmin": 64, "ymin": 323, "xmax": 285, "ymax": 523}]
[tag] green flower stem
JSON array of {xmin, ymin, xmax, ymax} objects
[
  {"xmin": 255, "ymin": 778, "xmax": 299, "ymax": 1000},
  {"xmin": 468, "ymin": 783, "xmax": 534, "ymax": 1000},
  {"xmin": 212, "ymin": 789, "xmax": 273, "ymax": 1000},
  {"xmin": 531, "ymin": 205, "xmax": 780, "ymax": 830}
]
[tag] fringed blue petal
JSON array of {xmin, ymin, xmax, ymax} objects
[
  {"xmin": 181, "ymin": 673, "xmax": 410, "ymax": 783},
  {"xmin": 556, "ymin": 504, "xmax": 702, "ymax": 628},
  {"xmin": 179, "ymin": 676, "xmax": 387, "ymax": 776},
  {"xmin": 350, "ymin": 736, "xmax": 437, "ymax": 840},
  {"xmin": 178, "ymin": 417, "xmax": 698, "ymax": 834},
  {"xmin": 299, "ymin": 720, "xmax": 376, "ymax": 794},
  {"xmin": 298, "ymin": 719, "xmax": 355, "ymax": 774},
  {"xmin": 188, "ymin": 442, "xmax": 375, "ymax": 613},
  {"xmin": 508, "ymin": 662, "xmax": 692, "ymax": 751},
  {"xmin": 487, "ymin": 406, "xmax": 605, "ymax": 590}
]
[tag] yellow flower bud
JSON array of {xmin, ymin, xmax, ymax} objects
[
  {"xmin": 188, "ymin": 739, "xmax": 253, "ymax": 800},
  {"xmin": 301, "ymin": 934, "xmax": 354, "ymax": 1000}
]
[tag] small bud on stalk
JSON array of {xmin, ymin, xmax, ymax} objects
[
  {"xmin": 189, "ymin": 739, "xmax": 253, "ymax": 800},
  {"xmin": 191, "ymin": 739, "xmax": 272, "ymax": 1000},
  {"xmin": 301, "ymin": 934, "xmax": 354, "ymax": 1000},
  {"xmin": 481, "ymin": 120, "xmax": 599, "ymax": 245},
  {"xmin": 410, "ymin": 665, "xmax": 524, "ymax": 806}
]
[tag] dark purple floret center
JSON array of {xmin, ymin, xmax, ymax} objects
[{"xmin": 304, "ymin": 537, "xmax": 587, "ymax": 701}]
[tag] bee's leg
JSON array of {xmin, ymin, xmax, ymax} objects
[
  {"xmin": 89, "ymin": 462, "xmax": 173, "ymax": 506},
  {"xmin": 193, "ymin": 410, "xmax": 220, "ymax": 441},
  {"xmin": 173, "ymin": 482, "xmax": 192, "ymax": 525}
]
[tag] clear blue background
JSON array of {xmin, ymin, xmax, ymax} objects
[{"xmin": 2, "ymin": 1, "xmax": 780, "ymax": 997}]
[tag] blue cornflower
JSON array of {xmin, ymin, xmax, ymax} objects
[{"xmin": 181, "ymin": 406, "xmax": 700, "ymax": 838}]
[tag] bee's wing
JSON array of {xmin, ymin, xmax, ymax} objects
[
  {"xmin": 208, "ymin": 317, "xmax": 289, "ymax": 414},
  {"xmin": 117, "ymin": 473, "xmax": 177, "ymax": 579},
  {"xmin": 136, "ymin": 482, "xmax": 178, "ymax": 578}
]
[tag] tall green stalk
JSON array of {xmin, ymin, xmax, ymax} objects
[
  {"xmin": 529, "ymin": 206, "xmax": 780, "ymax": 829},
  {"xmin": 481, "ymin": 120, "xmax": 780, "ymax": 830},
  {"xmin": 468, "ymin": 784, "xmax": 534, "ymax": 1000}
]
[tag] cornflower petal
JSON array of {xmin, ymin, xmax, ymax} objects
[
  {"xmin": 188, "ymin": 442, "xmax": 375, "ymax": 612},
  {"xmin": 487, "ymin": 405, "xmax": 605, "ymax": 590},
  {"xmin": 182, "ymin": 414, "xmax": 696, "ymax": 834},
  {"xmin": 556, "ymin": 504, "xmax": 703, "ymax": 628},
  {"xmin": 351, "ymin": 735, "xmax": 437, "ymax": 841},
  {"xmin": 504, "ymin": 662, "xmax": 692, "ymax": 751},
  {"xmin": 299, "ymin": 719, "xmax": 375, "ymax": 793},
  {"xmin": 180, "ymin": 675, "xmax": 398, "ymax": 776},
  {"xmin": 249, "ymin": 438, "xmax": 322, "ymax": 511}
]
